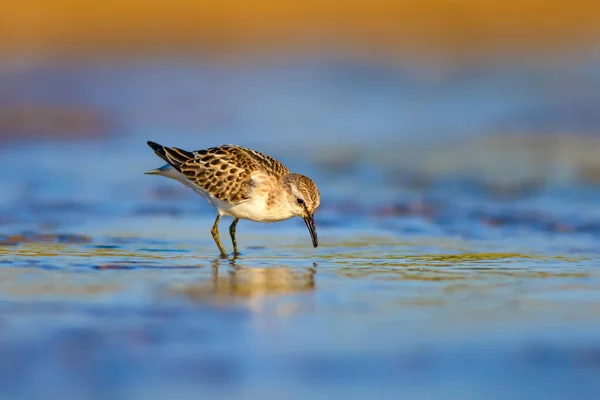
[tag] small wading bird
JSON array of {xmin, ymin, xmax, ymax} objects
[{"xmin": 145, "ymin": 141, "xmax": 320, "ymax": 258}]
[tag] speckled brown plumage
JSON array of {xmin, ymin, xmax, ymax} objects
[{"xmin": 147, "ymin": 142, "xmax": 290, "ymax": 203}]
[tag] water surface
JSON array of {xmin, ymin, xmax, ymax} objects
[{"xmin": 1, "ymin": 59, "xmax": 600, "ymax": 399}]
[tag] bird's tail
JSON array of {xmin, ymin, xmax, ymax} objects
[
  {"xmin": 146, "ymin": 141, "xmax": 194, "ymax": 172},
  {"xmin": 144, "ymin": 163, "xmax": 172, "ymax": 175}
]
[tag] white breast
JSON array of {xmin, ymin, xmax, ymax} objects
[
  {"xmin": 219, "ymin": 193, "xmax": 295, "ymax": 223},
  {"xmin": 219, "ymin": 170, "xmax": 295, "ymax": 223},
  {"xmin": 153, "ymin": 166, "xmax": 294, "ymax": 223}
]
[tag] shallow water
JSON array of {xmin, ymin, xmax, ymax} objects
[{"xmin": 2, "ymin": 58, "xmax": 600, "ymax": 399}]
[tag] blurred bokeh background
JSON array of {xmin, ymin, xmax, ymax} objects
[
  {"xmin": 2, "ymin": 1, "xmax": 600, "ymax": 156},
  {"xmin": 2, "ymin": 1, "xmax": 600, "ymax": 399}
]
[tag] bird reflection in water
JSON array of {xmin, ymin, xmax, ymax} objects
[{"xmin": 173, "ymin": 259, "xmax": 317, "ymax": 314}]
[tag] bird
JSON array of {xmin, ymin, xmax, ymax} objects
[{"xmin": 144, "ymin": 141, "xmax": 320, "ymax": 258}]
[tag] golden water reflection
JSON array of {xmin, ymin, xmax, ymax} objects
[{"xmin": 172, "ymin": 263, "xmax": 316, "ymax": 313}]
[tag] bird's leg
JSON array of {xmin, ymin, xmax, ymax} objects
[
  {"xmin": 210, "ymin": 215, "xmax": 228, "ymax": 258},
  {"xmin": 229, "ymin": 218, "xmax": 240, "ymax": 257}
]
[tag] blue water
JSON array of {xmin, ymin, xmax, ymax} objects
[{"xmin": 1, "ymin": 55, "xmax": 600, "ymax": 399}]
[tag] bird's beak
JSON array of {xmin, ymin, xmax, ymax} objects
[{"xmin": 303, "ymin": 213, "xmax": 318, "ymax": 248}]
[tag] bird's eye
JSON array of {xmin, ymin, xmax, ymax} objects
[{"xmin": 297, "ymin": 198, "xmax": 305, "ymax": 205}]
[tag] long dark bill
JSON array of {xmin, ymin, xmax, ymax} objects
[{"xmin": 303, "ymin": 214, "xmax": 318, "ymax": 248}]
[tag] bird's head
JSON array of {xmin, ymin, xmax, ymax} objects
[{"xmin": 283, "ymin": 173, "xmax": 321, "ymax": 247}]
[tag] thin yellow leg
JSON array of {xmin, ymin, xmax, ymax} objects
[
  {"xmin": 229, "ymin": 218, "xmax": 240, "ymax": 256},
  {"xmin": 210, "ymin": 215, "xmax": 228, "ymax": 258}
]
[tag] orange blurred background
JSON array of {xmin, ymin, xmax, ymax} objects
[{"xmin": 2, "ymin": 0, "xmax": 600, "ymax": 61}]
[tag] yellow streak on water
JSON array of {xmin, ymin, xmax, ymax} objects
[{"xmin": 0, "ymin": 242, "xmax": 173, "ymax": 261}]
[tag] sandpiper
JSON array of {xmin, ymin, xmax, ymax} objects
[{"xmin": 145, "ymin": 141, "xmax": 320, "ymax": 258}]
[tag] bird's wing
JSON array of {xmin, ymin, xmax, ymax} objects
[{"xmin": 179, "ymin": 145, "xmax": 290, "ymax": 204}]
